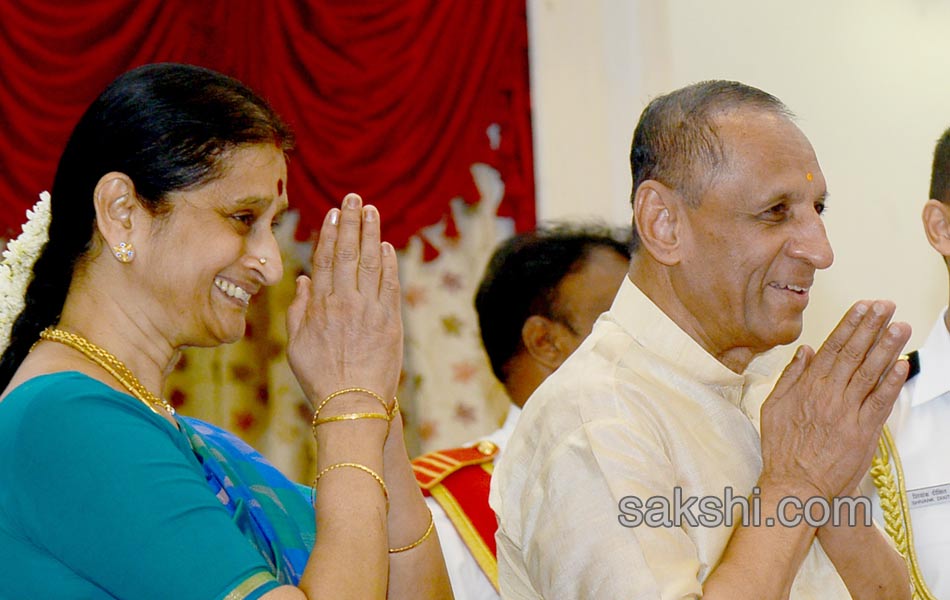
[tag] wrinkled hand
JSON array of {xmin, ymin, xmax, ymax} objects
[
  {"xmin": 286, "ymin": 193, "xmax": 403, "ymax": 406},
  {"xmin": 760, "ymin": 301, "xmax": 910, "ymax": 500}
]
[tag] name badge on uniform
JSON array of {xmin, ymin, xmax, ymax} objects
[{"xmin": 907, "ymin": 483, "xmax": 950, "ymax": 509}]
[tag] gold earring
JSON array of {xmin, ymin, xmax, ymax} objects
[{"xmin": 112, "ymin": 241, "xmax": 135, "ymax": 263}]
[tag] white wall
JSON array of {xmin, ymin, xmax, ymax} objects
[{"xmin": 529, "ymin": 0, "xmax": 950, "ymax": 351}]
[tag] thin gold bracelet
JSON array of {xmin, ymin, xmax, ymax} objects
[
  {"xmin": 313, "ymin": 412, "xmax": 390, "ymax": 428},
  {"xmin": 313, "ymin": 387, "xmax": 389, "ymax": 417},
  {"xmin": 311, "ymin": 462, "xmax": 389, "ymax": 510},
  {"xmin": 389, "ymin": 510, "xmax": 434, "ymax": 553}
]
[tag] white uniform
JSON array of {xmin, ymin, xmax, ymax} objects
[{"xmin": 866, "ymin": 310, "xmax": 950, "ymax": 597}]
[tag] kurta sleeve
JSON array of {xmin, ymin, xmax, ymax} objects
[{"xmin": 507, "ymin": 418, "xmax": 704, "ymax": 599}]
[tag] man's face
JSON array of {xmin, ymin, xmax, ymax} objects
[
  {"xmin": 552, "ymin": 247, "xmax": 630, "ymax": 356},
  {"xmin": 672, "ymin": 109, "xmax": 833, "ymax": 359}
]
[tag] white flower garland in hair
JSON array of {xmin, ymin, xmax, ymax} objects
[{"xmin": 0, "ymin": 192, "xmax": 52, "ymax": 351}]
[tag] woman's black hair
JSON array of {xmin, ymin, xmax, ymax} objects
[{"xmin": 0, "ymin": 63, "xmax": 293, "ymax": 389}]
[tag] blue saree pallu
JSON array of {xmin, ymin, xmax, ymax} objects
[{"xmin": 178, "ymin": 417, "xmax": 316, "ymax": 584}]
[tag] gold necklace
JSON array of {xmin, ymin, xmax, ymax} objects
[{"xmin": 39, "ymin": 327, "xmax": 176, "ymax": 416}]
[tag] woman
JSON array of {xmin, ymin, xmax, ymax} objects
[{"xmin": 0, "ymin": 63, "xmax": 452, "ymax": 599}]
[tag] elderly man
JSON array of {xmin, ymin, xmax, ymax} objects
[
  {"xmin": 491, "ymin": 81, "xmax": 912, "ymax": 598},
  {"xmin": 413, "ymin": 226, "xmax": 630, "ymax": 600},
  {"xmin": 864, "ymin": 127, "xmax": 950, "ymax": 599}
]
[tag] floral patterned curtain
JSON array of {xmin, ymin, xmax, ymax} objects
[{"xmin": 0, "ymin": 1, "xmax": 534, "ymax": 482}]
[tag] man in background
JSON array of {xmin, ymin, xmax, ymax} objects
[
  {"xmin": 491, "ymin": 80, "xmax": 912, "ymax": 598},
  {"xmin": 412, "ymin": 226, "xmax": 630, "ymax": 600},
  {"xmin": 865, "ymin": 127, "xmax": 950, "ymax": 598}
]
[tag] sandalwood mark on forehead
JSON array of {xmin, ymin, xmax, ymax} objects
[
  {"xmin": 277, "ymin": 178, "xmax": 284, "ymax": 196},
  {"xmin": 806, "ymin": 172, "xmax": 813, "ymax": 182}
]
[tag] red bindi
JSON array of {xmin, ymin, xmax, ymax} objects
[{"xmin": 277, "ymin": 178, "xmax": 284, "ymax": 196}]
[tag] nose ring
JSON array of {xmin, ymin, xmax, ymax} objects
[{"xmin": 258, "ymin": 257, "xmax": 267, "ymax": 265}]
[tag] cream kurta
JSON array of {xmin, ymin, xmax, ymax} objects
[{"xmin": 489, "ymin": 277, "xmax": 850, "ymax": 599}]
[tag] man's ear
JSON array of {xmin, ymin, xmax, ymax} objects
[
  {"xmin": 521, "ymin": 315, "xmax": 569, "ymax": 371},
  {"xmin": 93, "ymin": 172, "xmax": 139, "ymax": 247},
  {"xmin": 633, "ymin": 180, "xmax": 683, "ymax": 266},
  {"xmin": 922, "ymin": 199, "xmax": 950, "ymax": 257}
]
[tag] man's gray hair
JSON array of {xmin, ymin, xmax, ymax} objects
[{"xmin": 628, "ymin": 80, "xmax": 792, "ymax": 250}]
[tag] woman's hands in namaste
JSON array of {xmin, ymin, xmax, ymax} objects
[{"xmin": 287, "ymin": 193, "xmax": 403, "ymax": 411}]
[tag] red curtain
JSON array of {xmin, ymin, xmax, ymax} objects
[{"xmin": 0, "ymin": 0, "xmax": 535, "ymax": 247}]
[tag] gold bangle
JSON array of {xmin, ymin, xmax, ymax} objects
[
  {"xmin": 389, "ymin": 396, "xmax": 400, "ymax": 419},
  {"xmin": 314, "ymin": 387, "xmax": 390, "ymax": 418},
  {"xmin": 313, "ymin": 412, "xmax": 390, "ymax": 429},
  {"xmin": 311, "ymin": 462, "xmax": 389, "ymax": 510},
  {"xmin": 389, "ymin": 510, "xmax": 434, "ymax": 553}
]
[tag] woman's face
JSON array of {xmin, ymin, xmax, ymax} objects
[{"xmin": 140, "ymin": 143, "xmax": 288, "ymax": 347}]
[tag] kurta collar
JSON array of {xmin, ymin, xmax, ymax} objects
[{"xmin": 608, "ymin": 276, "xmax": 784, "ymax": 407}]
